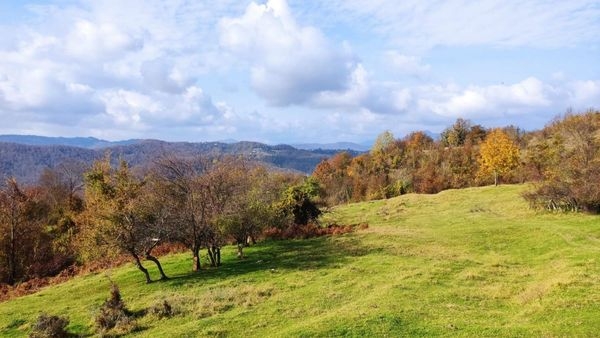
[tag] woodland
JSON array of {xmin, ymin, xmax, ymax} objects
[{"xmin": 0, "ymin": 110, "xmax": 599, "ymax": 303}]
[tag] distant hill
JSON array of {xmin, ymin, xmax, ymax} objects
[
  {"xmin": 0, "ymin": 138, "xmax": 361, "ymax": 184},
  {"xmin": 0, "ymin": 135, "xmax": 139, "ymax": 149}
]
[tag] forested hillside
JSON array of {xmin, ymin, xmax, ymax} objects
[{"xmin": 0, "ymin": 140, "xmax": 353, "ymax": 183}]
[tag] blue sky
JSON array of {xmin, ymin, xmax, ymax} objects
[{"xmin": 0, "ymin": 0, "xmax": 599, "ymax": 144}]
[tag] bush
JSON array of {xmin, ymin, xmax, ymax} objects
[
  {"xmin": 149, "ymin": 300, "xmax": 175, "ymax": 319},
  {"xmin": 263, "ymin": 222, "xmax": 364, "ymax": 240},
  {"xmin": 29, "ymin": 313, "xmax": 69, "ymax": 338},
  {"xmin": 95, "ymin": 282, "xmax": 135, "ymax": 334}
]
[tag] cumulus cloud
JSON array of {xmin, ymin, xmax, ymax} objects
[
  {"xmin": 419, "ymin": 77, "xmax": 554, "ymax": 118},
  {"xmin": 140, "ymin": 58, "xmax": 193, "ymax": 94},
  {"xmin": 0, "ymin": 0, "xmax": 245, "ymax": 140},
  {"xmin": 0, "ymin": 0, "xmax": 598, "ymax": 144},
  {"xmin": 98, "ymin": 86, "xmax": 226, "ymax": 129},
  {"xmin": 64, "ymin": 19, "xmax": 143, "ymax": 61},
  {"xmin": 219, "ymin": 0, "xmax": 359, "ymax": 106}
]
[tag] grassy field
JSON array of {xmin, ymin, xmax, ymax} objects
[{"xmin": 1, "ymin": 184, "xmax": 600, "ymax": 337}]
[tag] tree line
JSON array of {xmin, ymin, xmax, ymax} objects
[
  {"xmin": 0, "ymin": 156, "xmax": 322, "ymax": 285},
  {"xmin": 311, "ymin": 110, "xmax": 600, "ymax": 213}
]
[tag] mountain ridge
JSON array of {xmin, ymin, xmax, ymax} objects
[{"xmin": 0, "ymin": 136, "xmax": 363, "ymax": 184}]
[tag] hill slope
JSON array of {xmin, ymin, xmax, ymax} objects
[
  {"xmin": 0, "ymin": 140, "xmax": 350, "ymax": 183},
  {"xmin": 1, "ymin": 185, "xmax": 599, "ymax": 336},
  {"xmin": 0, "ymin": 135, "xmax": 137, "ymax": 149}
]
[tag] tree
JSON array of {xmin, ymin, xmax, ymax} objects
[
  {"xmin": 0, "ymin": 179, "xmax": 48, "ymax": 284},
  {"xmin": 478, "ymin": 129, "xmax": 520, "ymax": 186},
  {"xmin": 0, "ymin": 179, "xmax": 30, "ymax": 285},
  {"xmin": 151, "ymin": 156, "xmax": 207, "ymax": 271},
  {"xmin": 371, "ymin": 130, "xmax": 395, "ymax": 155},
  {"xmin": 218, "ymin": 165, "xmax": 280, "ymax": 259},
  {"xmin": 152, "ymin": 156, "xmax": 245, "ymax": 270},
  {"xmin": 441, "ymin": 118, "xmax": 471, "ymax": 147},
  {"xmin": 37, "ymin": 162, "xmax": 86, "ymax": 271},
  {"xmin": 277, "ymin": 177, "xmax": 322, "ymax": 226},
  {"xmin": 80, "ymin": 158, "xmax": 168, "ymax": 283},
  {"xmin": 523, "ymin": 111, "xmax": 600, "ymax": 212},
  {"xmin": 312, "ymin": 152, "xmax": 353, "ymax": 205}
]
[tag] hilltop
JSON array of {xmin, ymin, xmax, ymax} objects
[{"xmin": 1, "ymin": 184, "xmax": 599, "ymax": 337}]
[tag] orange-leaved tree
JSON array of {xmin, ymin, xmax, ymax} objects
[{"xmin": 478, "ymin": 129, "xmax": 520, "ymax": 186}]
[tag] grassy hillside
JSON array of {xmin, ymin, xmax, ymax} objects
[{"xmin": 2, "ymin": 185, "xmax": 600, "ymax": 337}]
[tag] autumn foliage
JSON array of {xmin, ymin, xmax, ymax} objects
[
  {"xmin": 312, "ymin": 111, "xmax": 600, "ymax": 215},
  {"xmin": 477, "ymin": 129, "xmax": 520, "ymax": 186},
  {"xmin": 1, "ymin": 109, "xmax": 600, "ymax": 291}
]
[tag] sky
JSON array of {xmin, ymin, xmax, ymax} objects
[{"xmin": 0, "ymin": 0, "xmax": 599, "ymax": 144}]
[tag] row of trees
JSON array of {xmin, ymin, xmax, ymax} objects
[
  {"xmin": 312, "ymin": 111, "xmax": 599, "ymax": 210},
  {"xmin": 312, "ymin": 119, "xmax": 522, "ymax": 204},
  {"xmin": 0, "ymin": 156, "xmax": 322, "ymax": 285}
]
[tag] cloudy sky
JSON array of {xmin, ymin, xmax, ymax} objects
[{"xmin": 0, "ymin": 0, "xmax": 599, "ymax": 144}]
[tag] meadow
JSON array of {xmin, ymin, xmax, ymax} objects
[{"xmin": 1, "ymin": 184, "xmax": 599, "ymax": 337}]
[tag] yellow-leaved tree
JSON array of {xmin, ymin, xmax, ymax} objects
[{"xmin": 478, "ymin": 129, "xmax": 520, "ymax": 186}]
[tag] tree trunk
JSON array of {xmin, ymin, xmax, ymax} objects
[
  {"xmin": 494, "ymin": 171, "xmax": 498, "ymax": 186},
  {"xmin": 207, "ymin": 247, "xmax": 216, "ymax": 267},
  {"xmin": 132, "ymin": 253, "xmax": 151, "ymax": 283},
  {"xmin": 146, "ymin": 254, "xmax": 168, "ymax": 280},
  {"xmin": 237, "ymin": 243, "xmax": 244, "ymax": 259},
  {"xmin": 215, "ymin": 247, "xmax": 221, "ymax": 266},
  {"xmin": 192, "ymin": 246, "xmax": 201, "ymax": 272},
  {"xmin": 8, "ymin": 219, "xmax": 16, "ymax": 285}
]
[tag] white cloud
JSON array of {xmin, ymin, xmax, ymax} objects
[
  {"xmin": 310, "ymin": 64, "xmax": 369, "ymax": 108},
  {"xmin": 219, "ymin": 0, "xmax": 359, "ymax": 106},
  {"xmin": 0, "ymin": 0, "xmax": 245, "ymax": 140},
  {"xmin": 64, "ymin": 19, "xmax": 143, "ymax": 61},
  {"xmin": 455, "ymin": 78, "xmax": 550, "ymax": 115},
  {"xmin": 0, "ymin": 0, "xmax": 598, "ymax": 144},
  {"xmin": 568, "ymin": 80, "xmax": 600, "ymax": 107},
  {"xmin": 385, "ymin": 51, "xmax": 431, "ymax": 76}
]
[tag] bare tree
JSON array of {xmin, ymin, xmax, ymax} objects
[{"xmin": 152, "ymin": 156, "xmax": 211, "ymax": 271}]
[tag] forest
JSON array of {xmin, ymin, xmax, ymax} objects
[{"xmin": 1, "ymin": 110, "xmax": 599, "ymax": 290}]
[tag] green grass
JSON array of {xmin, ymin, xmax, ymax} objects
[{"xmin": 2, "ymin": 184, "xmax": 600, "ymax": 337}]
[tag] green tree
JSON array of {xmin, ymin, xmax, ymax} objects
[
  {"xmin": 219, "ymin": 165, "xmax": 281, "ymax": 259},
  {"xmin": 277, "ymin": 177, "xmax": 323, "ymax": 226},
  {"xmin": 80, "ymin": 158, "xmax": 167, "ymax": 283},
  {"xmin": 478, "ymin": 129, "xmax": 520, "ymax": 186},
  {"xmin": 441, "ymin": 118, "xmax": 471, "ymax": 147}
]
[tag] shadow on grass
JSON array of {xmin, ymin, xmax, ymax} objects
[{"xmin": 163, "ymin": 235, "xmax": 371, "ymax": 287}]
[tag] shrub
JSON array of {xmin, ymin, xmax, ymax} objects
[
  {"xmin": 29, "ymin": 313, "xmax": 69, "ymax": 338},
  {"xmin": 263, "ymin": 222, "xmax": 364, "ymax": 240},
  {"xmin": 149, "ymin": 300, "xmax": 175, "ymax": 319},
  {"xmin": 95, "ymin": 282, "xmax": 135, "ymax": 334}
]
